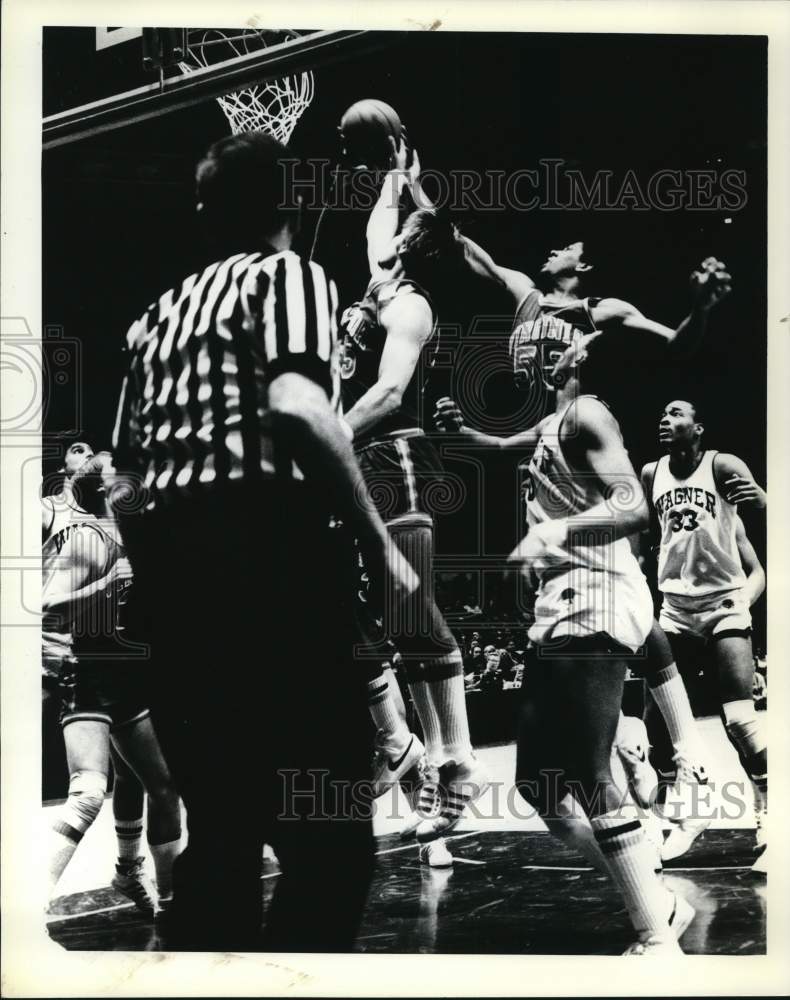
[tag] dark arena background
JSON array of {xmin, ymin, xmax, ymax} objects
[{"xmin": 41, "ymin": 26, "xmax": 768, "ymax": 957}]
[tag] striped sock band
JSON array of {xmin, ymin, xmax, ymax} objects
[
  {"xmin": 115, "ymin": 818, "xmax": 144, "ymax": 864},
  {"xmin": 592, "ymin": 805, "xmax": 671, "ymax": 936}
]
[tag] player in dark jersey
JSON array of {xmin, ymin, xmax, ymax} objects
[
  {"xmin": 462, "ymin": 239, "xmax": 730, "ymax": 369},
  {"xmin": 339, "ymin": 140, "xmax": 488, "ymax": 856},
  {"xmin": 44, "ymin": 449, "xmax": 181, "ymax": 915}
]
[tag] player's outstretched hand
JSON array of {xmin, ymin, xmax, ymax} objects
[
  {"xmin": 690, "ymin": 256, "xmax": 731, "ymax": 310},
  {"xmin": 408, "ymin": 146, "xmax": 421, "ymax": 187},
  {"xmin": 724, "ymin": 474, "xmax": 764, "ymax": 506},
  {"xmin": 388, "ymin": 133, "xmax": 409, "ymax": 173},
  {"xmin": 434, "ymin": 396, "xmax": 464, "ymax": 433}
]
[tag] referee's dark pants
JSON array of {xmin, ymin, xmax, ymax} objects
[{"xmin": 121, "ymin": 483, "xmax": 375, "ymax": 951}]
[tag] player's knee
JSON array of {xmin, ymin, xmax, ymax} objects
[
  {"xmin": 58, "ymin": 769, "xmax": 107, "ymax": 837},
  {"xmin": 146, "ymin": 780, "xmax": 180, "ymax": 815},
  {"xmin": 722, "ymin": 699, "xmax": 766, "ymax": 760},
  {"xmin": 514, "ymin": 774, "xmax": 551, "ymax": 817}
]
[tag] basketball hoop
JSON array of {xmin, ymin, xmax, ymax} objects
[{"xmin": 179, "ymin": 29, "xmax": 315, "ymax": 143}]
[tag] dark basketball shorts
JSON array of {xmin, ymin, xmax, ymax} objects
[
  {"xmin": 526, "ymin": 631, "xmax": 638, "ymax": 665},
  {"xmin": 58, "ymin": 659, "xmax": 151, "ymax": 730},
  {"xmin": 355, "ymin": 431, "xmax": 445, "ymax": 529}
]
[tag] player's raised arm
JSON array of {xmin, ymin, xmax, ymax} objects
[
  {"xmin": 433, "ymin": 395, "xmax": 543, "ymax": 452},
  {"xmin": 713, "ymin": 452, "xmax": 767, "ymax": 509},
  {"xmin": 457, "ymin": 235, "xmax": 534, "ymax": 307},
  {"xmin": 593, "ymin": 256, "xmax": 732, "ymax": 356},
  {"xmin": 365, "ymin": 137, "xmax": 411, "ymax": 279},
  {"xmin": 735, "ymin": 515, "xmax": 766, "ymax": 607},
  {"xmin": 343, "ymin": 292, "xmax": 434, "ymax": 441}
]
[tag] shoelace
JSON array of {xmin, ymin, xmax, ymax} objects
[{"xmin": 671, "ymin": 748, "xmax": 701, "ymax": 784}]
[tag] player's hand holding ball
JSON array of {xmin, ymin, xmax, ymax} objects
[
  {"xmin": 690, "ymin": 256, "xmax": 732, "ymax": 311},
  {"xmin": 433, "ymin": 396, "xmax": 464, "ymax": 433}
]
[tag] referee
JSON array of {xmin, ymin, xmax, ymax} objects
[{"xmin": 112, "ymin": 133, "xmax": 415, "ymax": 951}]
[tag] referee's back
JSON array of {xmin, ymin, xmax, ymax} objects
[
  {"xmin": 113, "ymin": 246, "xmax": 340, "ymax": 509},
  {"xmin": 109, "ymin": 133, "xmax": 376, "ymax": 953}
]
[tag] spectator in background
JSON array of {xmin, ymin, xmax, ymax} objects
[
  {"xmin": 464, "ymin": 643, "xmax": 485, "ymax": 679},
  {"xmin": 479, "ymin": 648, "xmax": 504, "ymax": 695},
  {"xmin": 498, "ymin": 641, "xmax": 522, "ymax": 683}
]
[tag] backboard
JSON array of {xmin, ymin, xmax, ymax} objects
[{"xmin": 42, "ymin": 27, "xmax": 399, "ymax": 149}]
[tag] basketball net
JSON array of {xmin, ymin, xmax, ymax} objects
[{"xmin": 179, "ymin": 30, "xmax": 314, "ymax": 143}]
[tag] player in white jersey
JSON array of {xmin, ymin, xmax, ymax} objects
[
  {"xmin": 439, "ymin": 342, "xmax": 693, "ymax": 952},
  {"xmin": 642, "ymin": 400, "xmax": 767, "ymax": 866},
  {"xmin": 43, "ymin": 447, "xmax": 181, "ymax": 914},
  {"xmin": 434, "ymin": 240, "xmax": 730, "ymax": 786},
  {"xmin": 514, "ymin": 355, "xmax": 699, "ymax": 953},
  {"xmin": 433, "ymin": 245, "xmax": 732, "ymax": 952}
]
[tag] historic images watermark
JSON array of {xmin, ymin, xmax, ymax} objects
[{"xmin": 282, "ymin": 158, "xmax": 749, "ymax": 213}]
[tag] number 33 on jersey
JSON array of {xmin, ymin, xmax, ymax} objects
[{"xmin": 652, "ymin": 450, "xmax": 745, "ymax": 597}]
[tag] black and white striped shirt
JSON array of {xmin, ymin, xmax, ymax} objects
[{"xmin": 113, "ymin": 249, "xmax": 339, "ymax": 507}]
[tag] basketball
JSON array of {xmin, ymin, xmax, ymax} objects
[{"xmin": 339, "ymin": 98, "xmax": 403, "ymax": 168}]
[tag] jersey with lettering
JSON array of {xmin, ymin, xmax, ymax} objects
[
  {"xmin": 652, "ymin": 450, "xmax": 745, "ymax": 597},
  {"xmin": 339, "ymin": 276, "xmax": 438, "ymax": 446},
  {"xmin": 523, "ymin": 396, "xmax": 644, "ymax": 581},
  {"xmin": 42, "ymin": 496, "xmax": 121, "ymax": 665},
  {"xmin": 509, "ymin": 291, "xmax": 601, "ymax": 391}
]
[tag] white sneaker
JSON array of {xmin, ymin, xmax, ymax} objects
[
  {"xmin": 399, "ymin": 756, "xmax": 441, "ymax": 839},
  {"xmin": 754, "ymin": 799, "xmax": 767, "ymax": 857},
  {"xmin": 641, "ymin": 809, "xmax": 665, "ymax": 874},
  {"xmin": 623, "ymin": 934, "xmax": 683, "ymax": 955},
  {"xmin": 616, "ymin": 716, "xmax": 659, "ymax": 808},
  {"xmin": 660, "ymin": 743, "xmax": 712, "ymax": 859},
  {"xmin": 415, "ymin": 757, "xmax": 489, "ymax": 843},
  {"xmin": 623, "ymin": 891, "xmax": 694, "ymax": 954},
  {"xmin": 661, "ymin": 819, "xmax": 710, "ymax": 862},
  {"xmin": 668, "ymin": 890, "xmax": 695, "ymax": 940},
  {"xmin": 371, "ymin": 731, "xmax": 425, "ymax": 799},
  {"xmin": 419, "ymin": 839, "xmax": 454, "ymax": 868}
]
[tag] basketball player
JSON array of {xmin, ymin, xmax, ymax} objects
[
  {"xmin": 641, "ymin": 400, "xmax": 767, "ymax": 866},
  {"xmin": 113, "ymin": 132, "xmax": 415, "ymax": 951},
  {"xmin": 433, "ymin": 240, "xmax": 731, "ymax": 804},
  {"xmin": 501, "ymin": 341, "xmax": 699, "ymax": 952},
  {"xmin": 434, "ymin": 259, "xmax": 730, "ymax": 951},
  {"xmin": 43, "ymin": 448, "xmax": 182, "ymax": 914},
  {"xmin": 337, "ymin": 137, "xmax": 487, "ymax": 850}
]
